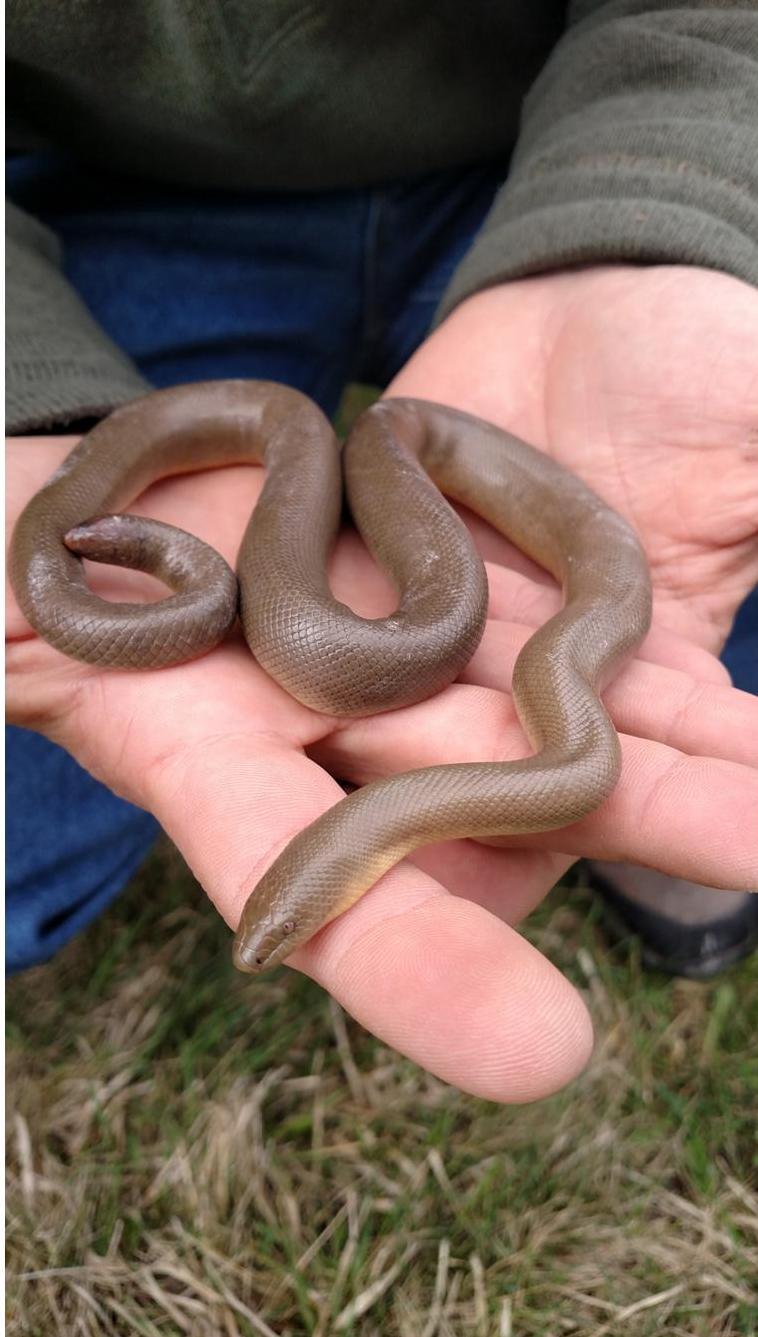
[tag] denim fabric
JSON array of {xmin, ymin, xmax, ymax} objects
[
  {"xmin": 722, "ymin": 587, "xmax": 758, "ymax": 695},
  {"xmin": 6, "ymin": 155, "xmax": 756, "ymax": 971}
]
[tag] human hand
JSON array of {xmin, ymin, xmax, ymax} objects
[
  {"xmin": 7, "ymin": 397, "xmax": 757, "ymax": 1103},
  {"xmin": 392, "ymin": 265, "xmax": 758, "ymax": 656}
]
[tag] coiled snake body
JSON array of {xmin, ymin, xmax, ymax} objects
[{"xmin": 10, "ymin": 381, "xmax": 652, "ymax": 971}]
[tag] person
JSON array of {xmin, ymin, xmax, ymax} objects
[{"xmin": 6, "ymin": 3, "xmax": 758, "ymax": 1103}]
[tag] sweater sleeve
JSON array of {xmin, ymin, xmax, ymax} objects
[
  {"xmin": 5, "ymin": 199, "xmax": 150, "ymax": 434},
  {"xmin": 439, "ymin": 0, "xmax": 758, "ymax": 318}
]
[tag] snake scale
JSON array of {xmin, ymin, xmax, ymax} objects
[{"xmin": 9, "ymin": 380, "xmax": 652, "ymax": 971}]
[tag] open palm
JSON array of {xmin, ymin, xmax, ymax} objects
[{"xmin": 393, "ymin": 265, "xmax": 758, "ymax": 660}]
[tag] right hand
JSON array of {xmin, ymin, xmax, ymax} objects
[{"xmin": 7, "ymin": 434, "xmax": 758, "ymax": 1102}]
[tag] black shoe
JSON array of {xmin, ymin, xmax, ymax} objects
[{"xmin": 585, "ymin": 862, "xmax": 758, "ymax": 980}]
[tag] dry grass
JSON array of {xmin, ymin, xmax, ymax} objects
[{"xmin": 6, "ymin": 842, "xmax": 757, "ymax": 1335}]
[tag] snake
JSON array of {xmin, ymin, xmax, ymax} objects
[{"xmin": 9, "ymin": 380, "xmax": 652, "ymax": 972}]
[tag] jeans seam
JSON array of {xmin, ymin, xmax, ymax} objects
[{"xmin": 359, "ymin": 188, "xmax": 386, "ymax": 378}]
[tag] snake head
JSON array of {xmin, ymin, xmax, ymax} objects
[{"xmin": 232, "ymin": 914, "xmax": 299, "ymax": 974}]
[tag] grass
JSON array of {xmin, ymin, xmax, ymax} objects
[{"xmin": 6, "ymin": 840, "xmax": 758, "ymax": 1336}]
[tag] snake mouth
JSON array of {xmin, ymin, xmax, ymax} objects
[
  {"xmin": 232, "ymin": 918, "xmax": 298, "ymax": 974},
  {"xmin": 231, "ymin": 939, "xmax": 267, "ymax": 974}
]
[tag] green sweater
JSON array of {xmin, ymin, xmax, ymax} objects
[{"xmin": 6, "ymin": 0, "xmax": 758, "ymax": 432}]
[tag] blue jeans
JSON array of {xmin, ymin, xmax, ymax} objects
[{"xmin": 6, "ymin": 155, "xmax": 757, "ymax": 971}]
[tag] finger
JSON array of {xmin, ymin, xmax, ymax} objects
[
  {"xmin": 294, "ymin": 873, "xmax": 594, "ymax": 1104},
  {"xmin": 52, "ymin": 644, "xmax": 592, "ymax": 1103},
  {"xmin": 566, "ymin": 734, "xmax": 758, "ymax": 888},
  {"xmin": 311, "ymin": 683, "xmax": 758, "ymax": 888},
  {"xmin": 460, "ymin": 620, "xmax": 755, "ymax": 765},
  {"xmin": 484, "ymin": 563, "xmax": 730, "ymax": 685},
  {"xmin": 410, "ymin": 840, "xmax": 575, "ymax": 924}
]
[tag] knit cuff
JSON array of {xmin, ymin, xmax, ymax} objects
[
  {"xmin": 6, "ymin": 201, "xmax": 151, "ymax": 434},
  {"xmin": 439, "ymin": 6, "xmax": 758, "ymax": 318}
]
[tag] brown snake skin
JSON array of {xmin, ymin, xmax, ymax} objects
[{"xmin": 9, "ymin": 380, "xmax": 652, "ymax": 972}]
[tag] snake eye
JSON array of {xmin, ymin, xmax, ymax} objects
[{"xmin": 282, "ymin": 919, "xmax": 296, "ymax": 935}]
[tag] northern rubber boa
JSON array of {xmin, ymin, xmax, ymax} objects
[{"xmin": 9, "ymin": 381, "xmax": 652, "ymax": 971}]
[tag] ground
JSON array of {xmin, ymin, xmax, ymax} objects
[{"xmin": 6, "ymin": 841, "xmax": 758, "ymax": 1337}]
